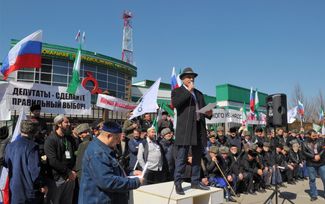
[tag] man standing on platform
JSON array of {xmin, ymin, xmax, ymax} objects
[{"xmin": 172, "ymin": 67, "xmax": 212, "ymax": 195}]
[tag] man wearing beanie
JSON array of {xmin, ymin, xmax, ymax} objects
[
  {"xmin": 4, "ymin": 120, "xmax": 47, "ymax": 204},
  {"xmin": 159, "ymin": 128, "xmax": 175, "ymax": 181},
  {"xmin": 44, "ymin": 114, "xmax": 77, "ymax": 204}
]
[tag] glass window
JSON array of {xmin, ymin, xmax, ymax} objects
[
  {"xmin": 97, "ymin": 73, "xmax": 107, "ymax": 81},
  {"xmin": 98, "ymin": 80, "xmax": 107, "ymax": 90},
  {"xmin": 83, "ymin": 63, "xmax": 96, "ymax": 72},
  {"xmin": 42, "ymin": 58, "xmax": 52, "ymax": 65},
  {"xmin": 53, "ymin": 65, "xmax": 68, "ymax": 75},
  {"xmin": 118, "ymin": 72, "xmax": 125, "ymax": 78},
  {"xmin": 108, "ymin": 75, "xmax": 117, "ymax": 83},
  {"xmin": 17, "ymin": 72, "xmax": 34, "ymax": 80},
  {"xmin": 53, "ymin": 59, "xmax": 68, "ymax": 67},
  {"xmin": 41, "ymin": 65, "xmax": 52, "ymax": 73},
  {"xmin": 109, "ymin": 90, "xmax": 116, "ymax": 97},
  {"xmin": 53, "ymin": 75, "xmax": 67, "ymax": 83},
  {"xmin": 107, "ymin": 83, "xmax": 117, "ymax": 91},
  {"xmin": 35, "ymin": 73, "xmax": 39, "ymax": 81},
  {"xmin": 97, "ymin": 66, "xmax": 107, "ymax": 74},
  {"xmin": 68, "ymin": 61, "xmax": 74, "ymax": 68},
  {"xmin": 41, "ymin": 81, "xmax": 51, "ymax": 85},
  {"xmin": 41, "ymin": 73, "xmax": 51, "ymax": 81},
  {"xmin": 118, "ymin": 77, "xmax": 125, "ymax": 85},
  {"xmin": 19, "ymin": 68, "xmax": 34, "ymax": 72},
  {"xmin": 118, "ymin": 85, "xmax": 125, "ymax": 92},
  {"xmin": 53, "ymin": 82, "xmax": 67, "ymax": 87},
  {"xmin": 107, "ymin": 69, "xmax": 117, "ymax": 76},
  {"xmin": 117, "ymin": 92, "xmax": 125, "ymax": 99},
  {"xmin": 68, "ymin": 67, "xmax": 72, "ymax": 75}
]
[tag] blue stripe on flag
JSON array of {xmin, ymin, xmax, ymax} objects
[
  {"xmin": 17, "ymin": 41, "xmax": 42, "ymax": 56},
  {"xmin": 0, "ymin": 55, "xmax": 9, "ymax": 73}
]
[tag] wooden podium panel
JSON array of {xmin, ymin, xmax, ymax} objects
[{"xmin": 131, "ymin": 182, "xmax": 223, "ymax": 204}]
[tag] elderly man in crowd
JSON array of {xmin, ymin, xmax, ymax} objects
[
  {"xmin": 137, "ymin": 127, "xmax": 166, "ymax": 185},
  {"xmin": 79, "ymin": 122, "xmax": 143, "ymax": 204},
  {"xmin": 5, "ymin": 120, "xmax": 47, "ymax": 204}
]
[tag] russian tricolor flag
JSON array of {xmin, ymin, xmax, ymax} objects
[
  {"xmin": 171, "ymin": 67, "xmax": 180, "ymax": 90},
  {"xmin": 1, "ymin": 30, "xmax": 42, "ymax": 80},
  {"xmin": 297, "ymin": 100, "xmax": 304, "ymax": 116},
  {"xmin": 249, "ymin": 87, "xmax": 255, "ymax": 113}
]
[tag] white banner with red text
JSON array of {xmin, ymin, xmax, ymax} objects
[
  {"xmin": 3, "ymin": 81, "xmax": 91, "ymax": 115},
  {"xmin": 96, "ymin": 94, "xmax": 136, "ymax": 113},
  {"xmin": 206, "ymin": 108, "xmax": 266, "ymax": 125}
]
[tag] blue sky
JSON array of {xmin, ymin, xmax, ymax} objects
[{"xmin": 1, "ymin": 0, "xmax": 325, "ymax": 99}]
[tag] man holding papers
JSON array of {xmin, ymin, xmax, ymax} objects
[
  {"xmin": 79, "ymin": 122, "xmax": 144, "ymax": 204},
  {"xmin": 171, "ymin": 67, "xmax": 213, "ymax": 195}
]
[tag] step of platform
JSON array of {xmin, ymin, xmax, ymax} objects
[{"xmin": 131, "ymin": 181, "xmax": 224, "ymax": 204}]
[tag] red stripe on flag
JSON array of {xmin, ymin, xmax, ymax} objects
[
  {"xmin": 2, "ymin": 54, "xmax": 41, "ymax": 80},
  {"xmin": 3, "ymin": 177, "xmax": 10, "ymax": 204}
]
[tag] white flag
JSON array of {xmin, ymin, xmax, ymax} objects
[
  {"xmin": 130, "ymin": 78, "xmax": 161, "ymax": 120},
  {"xmin": 287, "ymin": 106, "xmax": 298, "ymax": 124},
  {"xmin": 0, "ymin": 109, "xmax": 26, "ymax": 193},
  {"xmin": 0, "ymin": 83, "xmax": 10, "ymax": 120}
]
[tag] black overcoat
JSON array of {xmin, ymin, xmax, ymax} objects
[{"xmin": 171, "ymin": 85, "xmax": 210, "ymax": 146}]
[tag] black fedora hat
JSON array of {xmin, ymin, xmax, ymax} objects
[{"xmin": 179, "ymin": 67, "xmax": 198, "ymax": 80}]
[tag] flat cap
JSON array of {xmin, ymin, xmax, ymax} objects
[
  {"xmin": 161, "ymin": 128, "xmax": 171, "ymax": 136},
  {"xmin": 219, "ymin": 146, "xmax": 229, "ymax": 154},
  {"xmin": 75, "ymin": 123, "xmax": 90, "ymax": 135},
  {"xmin": 209, "ymin": 146, "xmax": 218, "ymax": 154}
]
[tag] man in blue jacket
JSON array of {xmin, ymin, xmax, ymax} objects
[
  {"xmin": 4, "ymin": 120, "xmax": 47, "ymax": 204},
  {"xmin": 79, "ymin": 121, "xmax": 144, "ymax": 204}
]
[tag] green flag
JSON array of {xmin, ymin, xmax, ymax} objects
[
  {"xmin": 161, "ymin": 103, "xmax": 174, "ymax": 117},
  {"xmin": 67, "ymin": 47, "xmax": 81, "ymax": 94},
  {"xmin": 254, "ymin": 89, "xmax": 259, "ymax": 119}
]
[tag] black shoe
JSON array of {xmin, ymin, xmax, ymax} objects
[
  {"xmin": 191, "ymin": 183, "xmax": 210, "ymax": 190},
  {"xmin": 279, "ymin": 183, "xmax": 287, "ymax": 188},
  {"xmin": 248, "ymin": 190, "xmax": 257, "ymax": 195},
  {"xmin": 266, "ymin": 185, "xmax": 273, "ymax": 190},
  {"xmin": 227, "ymin": 197, "xmax": 237, "ymax": 202},
  {"xmin": 175, "ymin": 184, "xmax": 185, "ymax": 195},
  {"xmin": 287, "ymin": 181, "xmax": 295, "ymax": 185},
  {"xmin": 258, "ymin": 189, "xmax": 267, "ymax": 193},
  {"xmin": 310, "ymin": 197, "xmax": 318, "ymax": 201}
]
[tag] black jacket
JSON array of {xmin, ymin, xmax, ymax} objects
[
  {"xmin": 302, "ymin": 138, "xmax": 325, "ymax": 167},
  {"xmin": 288, "ymin": 150, "xmax": 302, "ymax": 165},
  {"xmin": 44, "ymin": 131, "xmax": 76, "ymax": 180},
  {"xmin": 261, "ymin": 150, "xmax": 275, "ymax": 167},
  {"xmin": 240, "ymin": 154, "xmax": 261, "ymax": 174},
  {"xmin": 171, "ymin": 86, "xmax": 211, "ymax": 146}
]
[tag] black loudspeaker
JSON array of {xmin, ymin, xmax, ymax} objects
[{"xmin": 266, "ymin": 94, "xmax": 288, "ymax": 127}]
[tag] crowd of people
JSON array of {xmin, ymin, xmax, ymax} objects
[{"xmin": 0, "ymin": 67, "xmax": 324, "ymax": 204}]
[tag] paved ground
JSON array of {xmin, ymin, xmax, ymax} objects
[{"xmin": 224, "ymin": 178, "xmax": 324, "ymax": 204}]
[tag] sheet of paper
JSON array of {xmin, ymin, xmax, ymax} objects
[
  {"xmin": 196, "ymin": 102, "xmax": 217, "ymax": 114},
  {"xmin": 128, "ymin": 163, "xmax": 148, "ymax": 179}
]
